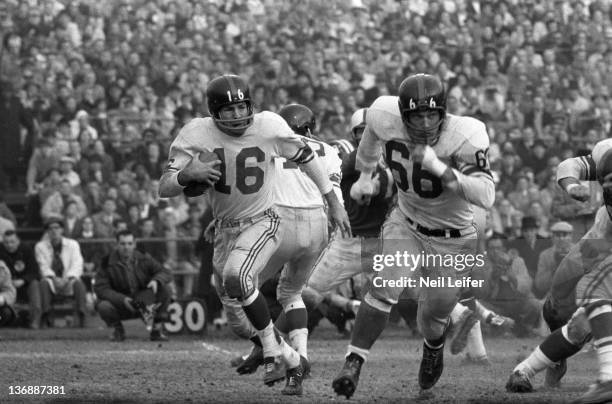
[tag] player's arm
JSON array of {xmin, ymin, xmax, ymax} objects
[
  {"xmin": 324, "ymin": 143, "xmax": 344, "ymax": 206},
  {"xmin": 556, "ymin": 155, "xmax": 595, "ymax": 202},
  {"xmin": 158, "ymin": 120, "xmax": 221, "ymax": 198},
  {"xmin": 351, "ymin": 125, "xmax": 384, "ymax": 205},
  {"xmin": 414, "ymin": 130, "xmax": 494, "ymax": 209},
  {"xmin": 279, "ymin": 134, "xmax": 351, "ymax": 236}
]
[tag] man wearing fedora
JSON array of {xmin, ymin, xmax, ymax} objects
[
  {"xmin": 35, "ymin": 215, "xmax": 87, "ymax": 327},
  {"xmin": 533, "ymin": 222, "xmax": 574, "ymax": 299}
]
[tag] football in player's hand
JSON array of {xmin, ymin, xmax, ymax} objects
[{"xmin": 182, "ymin": 150, "xmax": 221, "ymax": 197}]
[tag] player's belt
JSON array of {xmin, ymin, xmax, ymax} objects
[
  {"xmin": 405, "ymin": 216, "xmax": 463, "ymax": 238},
  {"xmin": 216, "ymin": 208, "xmax": 278, "ymax": 228}
]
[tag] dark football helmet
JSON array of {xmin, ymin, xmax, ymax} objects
[
  {"xmin": 398, "ymin": 73, "xmax": 446, "ymax": 145},
  {"xmin": 278, "ymin": 103, "xmax": 316, "ymax": 137},
  {"xmin": 206, "ymin": 74, "xmax": 253, "ymax": 136}
]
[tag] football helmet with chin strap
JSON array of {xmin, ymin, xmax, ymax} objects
[
  {"xmin": 398, "ymin": 73, "xmax": 446, "ymax": 146},
  {"xmin": 206, "ymin": 74, "xmax": 254, "ymax": 136},
  {"xmin": 278, "ymin": 103, "xmax": 316, "ymax": 138}
]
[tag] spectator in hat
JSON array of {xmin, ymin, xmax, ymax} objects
[
  {"xmin": 533, "ymin": 221, "xmax": 574, "ymax": 299},
  {"xmin": 509, "ymin": 216, "xmax": 552, "ymax": 281},
  {"xmin": 26, "ymin": 138, "xmax": 62, "ymax": 197},
  {"xmin": 36, "ymin": 216, "xmax": 87, "ymax": 328},
  {"xmin": 58, "ymin": 156, "xmax": 81, "ymax": 188}
]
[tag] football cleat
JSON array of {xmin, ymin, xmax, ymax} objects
[
  {"xmin": 505, "ymin": 370, "xmax": 533, "ymax": 393},
  {"xmin": 263, "ymin": 356, "xmax": 286, "ymax": 386},
  {"xmin": 236, "ymin": 345, "xmax": 264, "ymax": 375},
  {"xmin": 572, "ymin": 380, "xmax": 612, "ymax": 404},
  {"xmin": 544, "ymin": 359, "xmax": 567, "ymax": 388},
  {"xmin": 281, "ymin": 364, "xmax": 304, "ymax": 396},
  {"xmin": 450, "ymin": 311, "xmax": 478, "ymax": 355},
  {"xmin": 332, "ymin": 354, "xmax": 363, "ymax": 399},
  {"xmin": 419, "ymin": 342, "xmax": 445, "ymax": 390}
]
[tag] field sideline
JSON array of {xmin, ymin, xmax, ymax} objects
[{"xmin": 0, "ymin": 319, "xmax": 598, "ymax": 403}]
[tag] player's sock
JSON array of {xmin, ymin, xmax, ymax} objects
[
  {"xmin": 347, "ymin": 344, "xmax": 370, "ymax": 362},
  {"xmin": 250, "ymin": 336, "xmax": 262, "ymax": 347},
  {"xmin": 279, "ymin": 336, "xmax": 300, "ymax": 368},
  {"xmin": 289, "ymin": 328, "xmax": 308, "ymax": 359},
  {"xmin": 541, "ymin": 327, "xmax": 581, "ymax": 362},
  {"xmin": 425, "ymin": 334, "xmax": 446, "ymax": 350},
  {"xmin": 450, "ymin": 302, "xmax": 470, "ymax": 324},
  {"xmin": 349, "ymin": 294, "xmax": 391, "ymax": 353},
  {"xmin": 514, "ymin": 347, "xmax": 554, "ymax": 378},
  {"xmin": 466, "ymin": 320, "xmax": 487, "ymax": 359},
  {"xmin": 587, "ymin": 304, "xmax": 612, "ymax": 382},
  {"xmin": 459, "ymin": 295, "xmax": 476, "ymax": 312},
  {"xmin": 474, "ymin": 300, "xmax": 493, "ymax": 322},
  {"xmin": 274, "ymin": 311, "xmax": 289, "ymax": 335},
  {"xmin": 242, "ymin": 290, "xmax": 280, "ymax": 358}
]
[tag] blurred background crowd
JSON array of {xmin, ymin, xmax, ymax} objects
[{"xmin": 0, "ymin": 0, "xmax": 610, "ymax": 335}]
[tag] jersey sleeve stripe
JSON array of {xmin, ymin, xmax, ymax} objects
[{"xmin": 462, "ymin": 166, "xmax": 493, "ymax": 179}]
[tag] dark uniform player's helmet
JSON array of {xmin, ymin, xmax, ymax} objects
[
  {"xmin": 398, "ymin": 73, "xmax": 446, "ymax": 146},
  {"xmin": 278, "ymin": 104, "xmax": 316, "ymax": 137},
  {"xmin": 206, "ymin": 74, "xmax": 253, "ymax": 136}
]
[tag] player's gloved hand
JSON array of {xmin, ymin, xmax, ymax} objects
[
  {"xmin": 566, "ymin": 183, "xmax": 590, "ymax": 202},
  {"xmin": 350, "ymin": 175, "xmax": 375, "ymax": 206},
  {"xmin": 124, "ymin": 297, "xmax": 137, "ymax": 313},
  {"xmin": 412, "ymin": 145, "xmax": 448, "ymax": 177},
  {"xmin": 177, "ymin": 152, "xmax": 222, "ymax": 186}
]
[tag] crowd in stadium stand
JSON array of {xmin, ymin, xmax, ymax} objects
[{"xmin": 0, "ymin": 0, "xmax": 610, "ymax": 334}]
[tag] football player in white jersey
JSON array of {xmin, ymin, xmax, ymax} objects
[
  {"xmin": 506, "ymin": 139, "xmax": 612, "ymax": 402},
  {"xmin": 212, "ymin": 104, "xmax": 344, "ymax": 393},
  {"xmin": 159, "ymin": 75, "xmax": 350, "ymax": 395},
  {"xmin": 332, "ymin": 73, "xmax": 494, "ymax": 399}
]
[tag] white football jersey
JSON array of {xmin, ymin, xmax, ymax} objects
[
  {"xmin": 356, "ymin": 95, "xmax": 493, "ymax": 229},
  {"xmin": 273, "ymin": 137, "xmax": 343, "ymax": 208},
  {"xmin": 165, "ymin": 112, "xmax": 317, "ymax": 220}
]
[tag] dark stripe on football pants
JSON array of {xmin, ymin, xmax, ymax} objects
[
  {"xmin": 582, "ymin": 264, "xmax": 612, "ymax": 306},
  {"xmin": 238, "ymin": 212, "xmax": 280, "ymax": 297}
]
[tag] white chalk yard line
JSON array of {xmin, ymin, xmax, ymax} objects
[{"xmin": 201, "ymin": 342, "xmax": 237, "ymax": 356}]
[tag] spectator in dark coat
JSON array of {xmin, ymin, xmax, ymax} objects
[
  {"xmin": 509, "ymin": 216, "xmax": 552, "ymax": 281},
  {"xmin": 0, "ymin": 230, "xmax": 41, "ymax": 328},
  {"xmin": 94, "ymin": 230, "xmax": 172, "ymax": 342}
]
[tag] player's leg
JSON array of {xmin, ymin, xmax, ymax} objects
[
  {"xmin": 332, "ymin": 208, "xmax": 412, "ymax": 399},
  {"xmin": 573, "ymin": 265, "xmax": 612, "ymax": 403},
  {"xmin": 416, "ymin": 232, "xmax": 478, "ymax": 390},
  {"xmin": 219, "ymin": 213, "xmax": 301, "ymax": 386},
  {"xmin": 506, "ymin": 307, "xmax": 590, "ymax": 392}
]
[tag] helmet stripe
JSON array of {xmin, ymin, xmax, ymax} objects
[
  {"xmin": 416, "ymin": 75, "xmax": 425, "ymax": 102},
  {"xmin": 226, "ymin": 76, "xmax": 237, "ymax": 101}
]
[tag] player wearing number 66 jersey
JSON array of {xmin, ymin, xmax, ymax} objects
[
  {"xmin": 159, "ymin": 75, "xmax": 350, "ymax": 395},
  {"xmin": 333, "ymin": 73, "xmax": 495, "ymax": 399}
]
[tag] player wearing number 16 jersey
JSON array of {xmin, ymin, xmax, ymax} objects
[
  {"xmin": 159, "ymin": 75, "xmax": 350, "ymax": 395},
  {"xmin": 333, "ymin": 73, "xmax": 495, "ymax": 399}
]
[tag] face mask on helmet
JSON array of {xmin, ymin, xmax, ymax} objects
[
  {"xmin": 401, "ymin": 107, "xmax": 445, "ymax": 145},
  {"xmin": 207, "ymin": 75, "xmax": 254, "ymax": 136},
  {"xmin": 214, "ymin": 101, "xmax": 254, "ymax": 136},
  {"xmin": 398, "ymin": 74, "xmax": 446, "ymax": 146}
]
